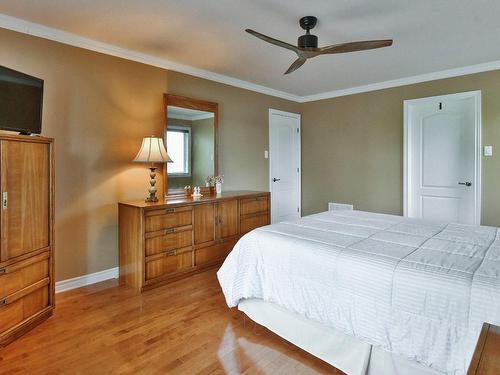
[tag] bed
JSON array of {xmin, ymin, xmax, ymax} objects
[{"xmin": 217, "ymin": 209, "xmax": 500, "ymax": 375}]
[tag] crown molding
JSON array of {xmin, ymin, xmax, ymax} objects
[
  {"xmin": 299, "ymin": 60, "xmax": 500, "ymax": 102},
  {"xmin": 2, "ymin": 13, "xmax": 500, "ymax": 104},
  {"xmin": 168, "ymin": 112, "xmax": 214, "ymax": 121}
]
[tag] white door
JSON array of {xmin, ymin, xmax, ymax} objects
[
  {"xmin": 269, "ymin": 109, "xmax": 301, "ymax": 223},
  {"xmin": 404, "ymin": 91, "xmax": 481, "ymax": 224}
]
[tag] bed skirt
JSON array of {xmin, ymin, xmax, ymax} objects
[{"xmin": 239, "ymin": 298, "xmax": 443, "ymax": 375}]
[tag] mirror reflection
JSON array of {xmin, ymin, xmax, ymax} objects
[{"xmin": 166, "ymin": 105, "xmax": 215, "ymax": 189}]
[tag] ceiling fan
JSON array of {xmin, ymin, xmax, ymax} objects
[{"xmin": 246, "ymin": 16, "xmax": 393, "ymax": 75}]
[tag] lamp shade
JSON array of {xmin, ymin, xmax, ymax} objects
[{"xmin": 133, "ymin": 136, "xmax": 173, "ymax": 163}]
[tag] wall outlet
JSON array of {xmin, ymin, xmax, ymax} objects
[{"xmin": 484, "ymin": 146, "xmax": 493, "ymax": 157}]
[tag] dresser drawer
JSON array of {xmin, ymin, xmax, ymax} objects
[
  {"xmin": 240, "ymin": 196, "xmax": 269, "ymax": 216},
  {"xmin": 145, "ymin": 226, "xmax": 193, "ymax": 256},
  {"xmin": 195, "ymin": 239, "xmax": 237, "ymax": 267},
  {"xmin": 145, "ymin": 249, "xmax": 192, "ymax": 280},
  {"xmin": 0, "ymin": 252, "xmax": 50, "ymax": 299},
  {"xmin": 145, "ymin": 207, "xmax": 192, "ymax": 232},
  {"xmin": 240, "ymin": 212, "xmax": 269, "ymax": 234},
  {"xmin": 0, "ymin": 281, "xmax": 49, "ymax": 334}
]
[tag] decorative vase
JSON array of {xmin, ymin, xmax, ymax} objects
[
  {"xmin": 205, "ymin": 182, "xmax": 210, "ymax": 187},
  {"xmin": 216, "ymin": 182, "xmax": 222, "ymax": 195}
]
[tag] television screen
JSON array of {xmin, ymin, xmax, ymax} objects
[{"xmin": 0, "ymin": 66, "xmax": 43, "ymax": 134}]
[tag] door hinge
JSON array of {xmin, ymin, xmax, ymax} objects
[
  {"xmin": 296, "ymin": 128, "xmax": 299, "ymax": 133},
  {"xmin": 297, "ymin": 207, "xmax": 300, "ymax": 213},
  {"xmin": 439, "ymin": 102, "xmax": 443, "ymax": 110},
  {"xmin": 297, "ymin": 167, "xmax": 299, "ymax": 173},
  {"xmin": 2, "ymin": 192, "xmax": 7, "ymax": 210}
]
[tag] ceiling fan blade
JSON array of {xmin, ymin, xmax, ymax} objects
[
  {"xmin": 284, "ymin": 58, "xmax": 307, "ymax": 75},
  {"xmin": 318, "ymin": 39, "xmax": 393, "ymax": 54},
  {"xmin": 246, "ymin": 29, "xmax": 299, "ymax": 54}
]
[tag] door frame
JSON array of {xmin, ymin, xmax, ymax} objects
[
  {"xmin": 403, "ymin": 90, "xmax": 482, "ymax": 224},
  {"xmin": 268, "ymin": 108, "xmax": 302, "ymax": 223}
]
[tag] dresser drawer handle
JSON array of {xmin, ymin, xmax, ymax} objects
[
  {"xmin": 0, "ymin": 298, "xmax": 7, "ymax": 307},
  {"xmin": 0, "ymin": 268, "xmax": 6, "ymax": 274},
  {"xmin": 165, "ymin": 250, "xmax": 177, "ymax": 257},
  {"xmin": 165, "ymin": 208, "xmax": 175, "ymax": 213},
  {"xmin": 165, "ymin": 228, "xmax": 176, "ymax": 234}
]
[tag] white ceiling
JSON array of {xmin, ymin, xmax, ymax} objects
[{"xmin": 1, "ymin": 0, "xmax": 500, "ymax": 100}]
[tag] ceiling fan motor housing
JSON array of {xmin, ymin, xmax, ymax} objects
[
  {"xmin": 298, "ymin": 16, "xmax": 318, "ymax": 48},
  {"xmin": 298, "ymin": 33, "xmax": 318, "ymax": 48}
]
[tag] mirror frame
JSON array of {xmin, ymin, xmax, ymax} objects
[{"xmin": 163, "ymin": 93, "xmax": 219, "ymax": 196}]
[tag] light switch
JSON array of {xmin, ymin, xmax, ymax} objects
[
  {"xmin": 264, "ymin": 150, "xmax": 269, "ymax": 159},
  {"xmin": 484, "ymin": 146, "xmax": 493, "ymax": 157}
]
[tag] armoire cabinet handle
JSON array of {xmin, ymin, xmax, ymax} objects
[
  {"xmin": 0, "ymin": 268, "xmax": 6, "ymax": 274},
  {"xmin": 0, "ymin": 298, "xmax": 7, "ymax": 307},
  {"xmin": 2, "ymin": 192, "xmax": 7, "ymax": 210}
]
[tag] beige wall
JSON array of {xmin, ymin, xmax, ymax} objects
[
  {"xmin": 0, "ymin": 28, "xmax": 299, "ymax": 281},
  {"xmin": 302, "ymin": 70, "xmax": 500, "ymax": 227}
]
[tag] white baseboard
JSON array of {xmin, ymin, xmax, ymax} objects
[{"xmin": 55, "ymin": 267, "xmax": 119, "ymax": 293}]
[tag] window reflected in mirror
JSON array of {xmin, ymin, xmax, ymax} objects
[{"xmin": 166, "ymin": 105, "xmax": 214, "ymax": 189}]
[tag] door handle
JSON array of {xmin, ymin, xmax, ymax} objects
[
  {"xmin": 272, "ymin": 178, "xmax": 280, "ymax": 182},
  {"xmin": 458, "ymin": 182, "xmax": 472, "ymax": 187}
]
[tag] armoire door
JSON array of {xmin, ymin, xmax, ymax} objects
[
  {"xmin": 0, "ymin": 140, "xmax": 50, "ymax": 262},
  {"xmin": 216, "ymin": 200, "xmax": 238, "ymax": 240}
]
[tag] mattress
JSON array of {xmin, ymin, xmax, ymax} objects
[{"xmin": 217, "ymin": 210, "xmax": 500, "ymax": 374}]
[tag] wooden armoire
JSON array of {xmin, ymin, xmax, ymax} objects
[{"xmin": 0, "ymin": 134, "xmax": 54, "ymax": 347}]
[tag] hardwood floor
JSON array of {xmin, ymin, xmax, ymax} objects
[{"xmin": 0, "ymin": 269, "xmax": 342, "ymax": 374}]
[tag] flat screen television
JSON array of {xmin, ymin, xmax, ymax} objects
[{"xmin": 0, "ymin": 66, "xmax": 43, "ymax": 135}]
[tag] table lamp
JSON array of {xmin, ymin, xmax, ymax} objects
[{"xmin": 133, "ymin": 135, "xmax": 172, "ymax": 202}]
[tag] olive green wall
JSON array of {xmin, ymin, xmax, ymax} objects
[{"xmin": 302, "ymin": 70, "xmax": 500, "ymax": 227}]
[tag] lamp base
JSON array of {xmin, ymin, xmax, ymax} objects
[
  {"xmin": 145, "ymin": 195, "xmax": 159, "ymax": 203},
  {"xmin": 145, "ymin": 166, "xmax": 159, "ymax": 202}
]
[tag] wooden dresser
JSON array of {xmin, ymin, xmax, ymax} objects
[
  {"xmin": 119, "ymin": 191, "xmax": 270, "ymax": 292},
  {"xmin": 0, "ymin": 135, "xmax": 54, "ymax": 347}
]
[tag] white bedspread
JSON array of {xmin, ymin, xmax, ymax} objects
[{"xmin": 217, "ymin": 210, "xmax": 500, "ymax": 374}]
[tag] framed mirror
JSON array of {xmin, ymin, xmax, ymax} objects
[{"xmin": 163, "ymin": 94, "xmax": 218, "ymax": 195}]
